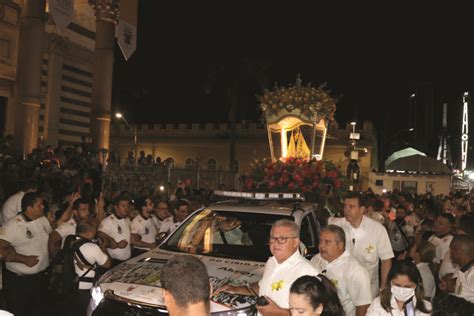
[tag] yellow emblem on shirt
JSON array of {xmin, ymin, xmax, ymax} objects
[
  {"xmin": 330, "ymin": 279, "xmax": 338, "ymax": 287},
  {"xmin": 365, "ymin": 245, "xmax": 375, "ymax": 253},
  {"xmin": 271, "ymin": 280, "xmax": 284, "ymax": 291}
]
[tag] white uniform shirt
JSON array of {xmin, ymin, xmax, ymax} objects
[
  {"xmin": 454, "ymin": 264, "xmax": 474, "ymax": 303},
  {"xmin": 367, "ymin": 296, "xmax": 431, "ymax": 316},
  {"xmin": 259, "ymin": 251, "xmax": 319, "ymax": 309},
  {"xmin": 311, "ymin": 250, "xmax": 372, "ymax": 316},
  {"xmin": 0, "ymin": 214, "xmax": 52, "ymax": 275},
  {"xmin": 74, "ymin": 241, "xmax": 108, "ymax": 290},
  {"xmin": 329, "ymin": 216, "xmax": 394, "ymax": 297},
  {"xmin": 131, "ymin": 214, "xmax": 157, "ymax": 250},
  {"xmin": 55, "ymin": 217, "xmax": 77, "ymax": 248},
  {"xmin": 98, "ymin": 214, "xmax": 131, "ymax": 261},
  {"xmin": 416, "ymin": 262, "xmax": 436, "ymax": 300},
  {"xmin": 434, "ymin": 234, "xmax": 453, "ymax": 264},
  {"xmin": 158, "ymin": 217, "xmax": 181, "ymax": 234},
  {"xmin": 1, "ymin": 191, "xmax": 24, "ymax": 223}
]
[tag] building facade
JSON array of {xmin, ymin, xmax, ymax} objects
[{"xmin": 0, "ymin": 0, "xmax": 118, "ymax": 155}]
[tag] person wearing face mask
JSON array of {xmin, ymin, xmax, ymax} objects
[{"xmin": 367, "ymin": 260, "xmax": 431, "ymax": 315}]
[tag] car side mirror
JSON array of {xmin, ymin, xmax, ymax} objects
[
  {"xmin": 303, "ymin": 246, "xmax": 318, "ymax": 259},
  {"xmin": 156, "ymin": 231, "xmax": 169, "ymax": 244}
]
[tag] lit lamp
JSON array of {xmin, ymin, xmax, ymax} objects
[
  {"xmin": 258, "ymin": 75, "xmax": 336, "ymax": 161},
  {"xmin": 115, "ymin": 112, "xmax": 138, "ymax": 160}
]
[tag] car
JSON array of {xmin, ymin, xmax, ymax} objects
[{"xmin": 88, "ymin": 191, "xmax": 321, "ymax": 315}]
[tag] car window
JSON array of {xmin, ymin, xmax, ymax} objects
[{"xmin": 160, "ymin": 209, "xmax": 293, "ymax": 262}]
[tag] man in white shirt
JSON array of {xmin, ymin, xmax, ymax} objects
[
  {"xmin": 48, "ymin": 196, "xmax": 89, "ymax": 258},
  {"xmin": 329, "ymin": 192, "xmax": 394, "ymax": 297},
  {"xmin": 311, "ymin": 225, "xmax": 372, "ymax": 316},
  {"xmin": 131, "ymin": 197, "xmax": 157, "ymax": 256},
  {"xmin": 0, "ymin": 192, "xmax": 52, "ymax": 316},
  {"xmin": 159, "ymin": 199, "xmax": 190, "ymax": 235},
  {"xmin": 220, "ymin": 219, "xmax": 319, "ymax": 315},
  {"xmin": 449, "ymin": 235, "xmax": 474, "ymax": 303},
  {"xmin": 433, "ymin": 213, "xmax": 455, "ymax": 265},
  {"xmin": 152, "ymin": 200, "xmax": 172, "ymax": 231},
  {"xmin": 1, "ymin": 180, "xmax": 37, "ymax": 224},
  {"xmin": 72, "ymin": 219, "xmax": 111, "ymax": 316},
  {"xmin": 98, "ymin": 194, "xmax": 131, "ymax": 266}
]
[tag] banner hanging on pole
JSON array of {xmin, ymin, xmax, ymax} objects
[
  {"xmin": 49, "ymin": 0, "xmax": 74, "ymax": 34},
  {"xmin": 116, "ymin": 0, "xmax": 138, "ymax": 61}
]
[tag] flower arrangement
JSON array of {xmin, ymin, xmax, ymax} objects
[
  {"xmin": 243, "ymin": 157, "xmax": 348, "ymax": 201},
  {"xmin": 258, "ymin": 75, "xmax": 337, "ymax": 122}
]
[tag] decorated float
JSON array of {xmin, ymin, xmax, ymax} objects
[{"xmin": 244, "ymin": 75, "xmax": 348, "ymax": 200}]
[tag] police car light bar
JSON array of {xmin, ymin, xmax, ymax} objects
[{"xmin": 213, "ymin": 190, "xmax": 305, "ymax": 201}]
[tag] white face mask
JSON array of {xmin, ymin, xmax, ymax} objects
[{"xmin": 391, "ymin": 285, "xmax": 415, "ymax": 302}]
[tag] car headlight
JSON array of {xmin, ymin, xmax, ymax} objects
[{"xmin": 87, "ymin": 286, "xmax": 104, "ymax": 316}]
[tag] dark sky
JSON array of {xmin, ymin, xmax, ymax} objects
[{"xmin": 113, "ymin": 2, "xmax": 473, "ymax": 166}]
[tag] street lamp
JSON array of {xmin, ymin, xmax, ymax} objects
[{"xmin": 115, "ymin": 112, "xmax": 138, "ymax": 161}]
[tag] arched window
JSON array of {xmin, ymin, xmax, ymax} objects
[
  {"xmin": 185, "ymin": 157, "xmax": 197, "ymax": 169},
  {"xmin": 207, "ymin": 158, "xmax": 217, "ymax": 170}
]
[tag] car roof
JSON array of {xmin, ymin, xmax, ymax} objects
[{"xmin": 206, "ymin": 199, "xmax": 315, "ymax": 217}]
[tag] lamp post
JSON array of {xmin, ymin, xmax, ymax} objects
[{"xmin": 115, "ymin": 112, "xmax": 137, "ymax": 161}]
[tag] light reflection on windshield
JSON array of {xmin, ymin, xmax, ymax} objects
[{"xmin": 160, "ymin": 209, "xmax": 292, "ymax": 262}]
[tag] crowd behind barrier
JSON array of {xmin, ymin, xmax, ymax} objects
[{"xmin": 0, "ymin": 134, "xmax": 473, "ymax": 315}]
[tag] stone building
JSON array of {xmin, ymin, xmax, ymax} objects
[
  {"xmin": 111, "ymin": 120, "xmax": 379, "ymax": 190},
  {"xmin": 0, "ymin": 0, "xmax": 118, "ymax": 155}
]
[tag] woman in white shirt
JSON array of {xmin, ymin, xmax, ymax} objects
[
  {"xmin": 289, "ymin": 275, "xmax": 345, "ymax": 316},
  {"xmin": 367, "ymin": 260, "xmax": 432, "ymax": 316}
]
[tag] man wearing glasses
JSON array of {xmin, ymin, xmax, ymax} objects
[{"xmin": 219, "ymin": 219, "xmax": 319, "ymax": 315}]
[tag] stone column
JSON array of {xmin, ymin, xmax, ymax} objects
[
  {"xmin": 89, "ymin": 0, "xmax": 119, "ymax": 151},
  {"xmin": 14, "ymin": 0, "xmax": 46, "ymax": 156},
  {"xmin": 44, "ymin": 34, "xmax": 66, "ymax": 147}
]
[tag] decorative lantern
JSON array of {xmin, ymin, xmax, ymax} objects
[{"xmin": 259, "ymin": 75, "xmax": 337, "ymax": 162}]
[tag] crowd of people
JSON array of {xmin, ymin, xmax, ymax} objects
[{"xmin": 0, "ymin": 138, "xmax": 472, "ymax": 315}]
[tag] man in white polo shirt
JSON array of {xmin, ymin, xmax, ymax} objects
[
  {"xmin": 219, "ymin": 219, "xmax": 319, "ymax": 315},
  {"xmin": 98, "ymin": 194, "xmax": 131, "ymax": 266},
  {"xmin": 152, "ymin": 200, "xmax": 172, "ymax": 231},
  {"xmin": 329, "ymin": 192, "xmax": 394, "ymax": 297},
  {"xmin": 48, "ymin": 196, "xmax": 88, "ymax": 258},
  {"xmin": 1, "ymin": 180, "xmax": 37, "ymax": 224},
  {"xmin": 159, "ymin": 199, "xmax": 190, "ymax": 235},
  {"xmin": 131, "ymin": 197, "xmax": 157, "ymax": 256},
  {"xmin": 0, "ymin": 192, "xmax": 52, "ymax": 316},
  {"xmin": 311, "ymin": 225, "xmax": 372, "ymax": 316},
  {"xmin": 450, "ymin": 235, "xmax": 474, "ymax": 303}
]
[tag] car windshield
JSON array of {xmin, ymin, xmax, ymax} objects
[{"xmin": 160, "ymin": 208, "xmax": 292, "ymax": 262}]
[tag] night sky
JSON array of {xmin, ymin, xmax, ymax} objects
[{"xmin": 112, "ymin": 2, "xmax": 473, "ymax": 166}]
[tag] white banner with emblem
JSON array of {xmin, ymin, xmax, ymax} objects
[
  {"xmin": 49, "ymin": 0, "xmax": 74, "ymax": 34},
  {"xmin": 116, "ymin": 0, "xmax": 138, "ymax": 61}
]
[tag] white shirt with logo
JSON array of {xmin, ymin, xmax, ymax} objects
[
  {"xmin": 259, "ymin": 251, "xmax": 319, "ymax": 309},
  {"xmin": 131, "ymin": 215, "xmax": 157, "ymax": 250},
  {"xmin": 311, "ymin": 250, "xmax": 372, "ymax": 316},
  {"xmin": 329, "ymin": 216, "xmax": 394, "ymax": 297},
  {"xmin": 98, "ymin": 214, "xmax": 131, "ymax": 261},
  {"xmin": 0, "ymin": 214, "xmax": 52, "ymax": 275}
]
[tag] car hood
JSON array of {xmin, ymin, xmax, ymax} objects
[{"xmin": 96, "ymin": 247, "xmax": 266, "ymax": 312}]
